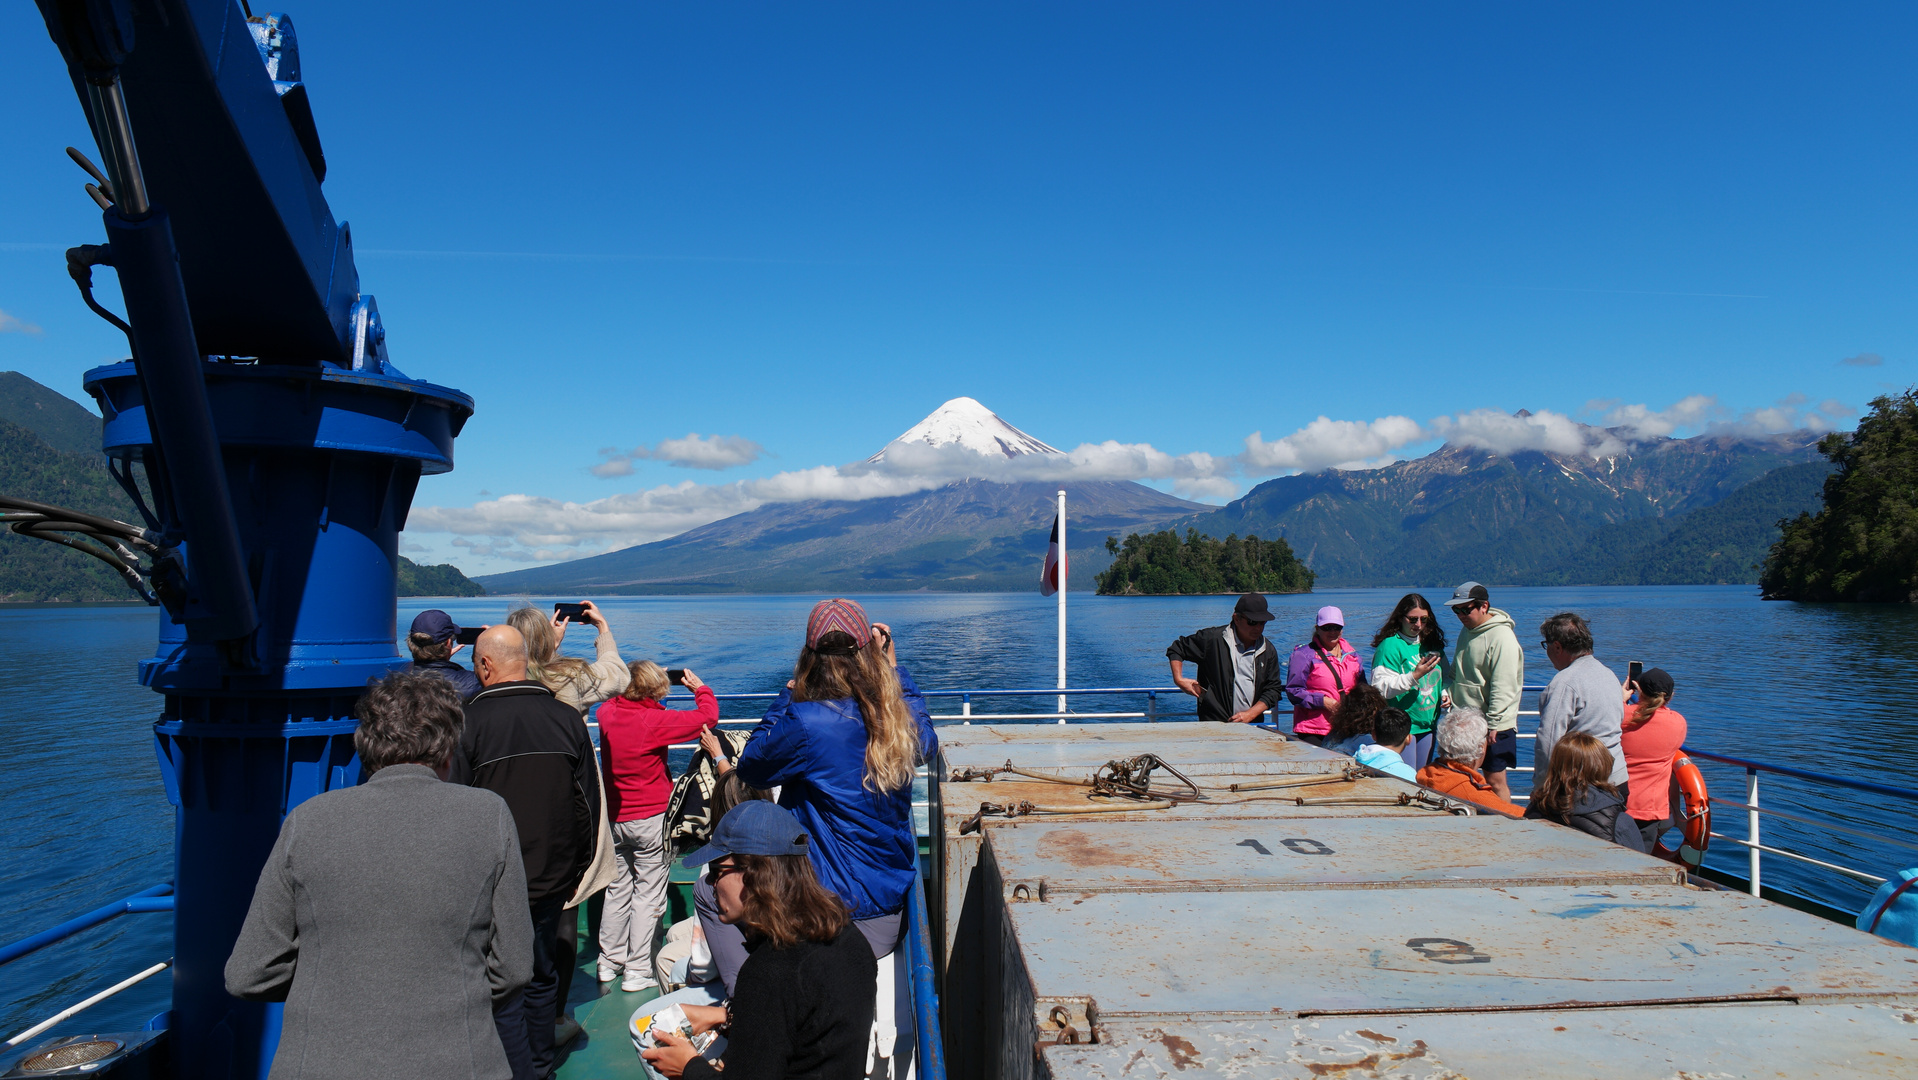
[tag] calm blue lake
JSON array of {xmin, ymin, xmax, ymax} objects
[{"xmin": 4, "ymin": 585, "xmax": 1915, "ymax": 1041}]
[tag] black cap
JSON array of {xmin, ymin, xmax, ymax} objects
[
  {"xmin": 1634, "ymin": 667, "xmax": 1675, "ymax": 697},
  {"xmin": 1233, "ymin": 592, "xmax": 1275, "ymax": 622}
]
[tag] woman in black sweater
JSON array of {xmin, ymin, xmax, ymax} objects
[
  {"xmin": 644, "ymin": 801, "xmax": 877, "ymax": 1080},
  {"xmin": 1523, "ymin": 732, "xmax": 1649, "ymax": 853}
]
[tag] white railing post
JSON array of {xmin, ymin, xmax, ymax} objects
[
  {"xmin": 1747, "ymin": 768, "xmax": 1761, "ymax": 897},
  {"xmin": 1056, "ymin": 489, "xmax": 1067, "ymax": 722},
  {"xmin": 961, "ymin": 693, "xmax": 971, "ymax": 725}
]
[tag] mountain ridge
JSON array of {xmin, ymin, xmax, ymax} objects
[{"xmin": 1181, "ymin": 430, "xmax": 1821, "ymax": 586}]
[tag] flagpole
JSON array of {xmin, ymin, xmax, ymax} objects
[{"xmin": 1057, "ymin": 488, "xmax": 1067, "ymax": 722}]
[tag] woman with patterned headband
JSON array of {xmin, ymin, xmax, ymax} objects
[{"xmin": 728, "ymin": 598, "xmax": 936, "ymax": 1077}]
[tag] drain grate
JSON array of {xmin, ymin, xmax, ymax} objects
[{"xmin": 19, "ymin": 1039, "xmax": 122, "ymax": 1072}]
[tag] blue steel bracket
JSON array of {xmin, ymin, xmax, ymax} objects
[{"xmin": 39, "ymin": 0, "xmax": 361, "ymax": 363}]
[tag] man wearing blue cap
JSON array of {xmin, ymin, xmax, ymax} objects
[
  {"xmin": 638, "ymin": 801, "xmax": 877, "ymax": 1080},
  {"xmin": 407, "ymin": 609, "xmax": 481, "ymax": 702}
]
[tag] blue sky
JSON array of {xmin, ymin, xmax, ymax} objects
[{"xmin": 2, "ymin": 3, "xmax": 1913, "ymax": 574}]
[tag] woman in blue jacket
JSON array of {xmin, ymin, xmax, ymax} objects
[
  {"xmin": 734, "ymin": 598, "xmax": 935, "ymax": 1080},
  {"xmin": 736, "ymin": 598, "xmax": 936, "ymax": 948}
]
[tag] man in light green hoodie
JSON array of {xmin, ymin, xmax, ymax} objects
[{"xmin": 1444, "ymin": 582, "xmax": 1524, "ymax": 801}]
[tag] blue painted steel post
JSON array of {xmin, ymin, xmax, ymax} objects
[{"xmin": 89, "ymin": 362, "xmax": 472, "ymax": 1078}]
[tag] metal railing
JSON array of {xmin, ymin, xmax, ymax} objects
[
  {"xmin": 1678, "ymin": 748, "xmax": 1918, "ymax": 898},
  {"xmin": 0, "ymin": 882, "xmax": 175, "ymax": 1048}
]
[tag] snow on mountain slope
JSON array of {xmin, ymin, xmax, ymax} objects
[{"xmin": 867, "ymin": 397, "xmax": 1061, "ymax": 462}]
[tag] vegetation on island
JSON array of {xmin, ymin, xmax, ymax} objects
[
  {"xmin": 1096, "ymin": 529, "xmax": 1314, "ymax": 595},
  {"xmin": 1761, "ymin": 388, "xmax": 1918, "ymax": 602},
  {"xmin": 399, "ymin": 556, "xmax": 486, "ymax": 597}
]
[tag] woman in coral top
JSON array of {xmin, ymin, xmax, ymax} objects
[
  {"xmin": 1620, "ymin": 667, "xmax": 1687, "ymax": 853},
  {"xmin": 596, "ymin": 660, "xmax": 720, "ymax": 991}
]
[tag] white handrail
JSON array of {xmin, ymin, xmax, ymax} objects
[{"xmin": 4, "ymin": 958, "xmax": 170, "ymax": 1047}]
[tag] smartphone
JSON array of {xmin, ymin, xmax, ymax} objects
[
  {"xmin": 1627, "ymin": 660, "xmax": 1643, "ymax": 688},
  {"xmin": 454, "ymin": 627, "xmax": 483, "ymax": 646},
  {"xmin": 553, "ymin": 602, "xmax": 592, "ymax": 623},
  {"xmin": 666, "ymin": 668, "xmax": 687, "ymax": 686}
]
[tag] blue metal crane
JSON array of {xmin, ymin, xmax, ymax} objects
[{"xmin": 31, "ymin": 1, "xmax": 474, "ymax": 1075}]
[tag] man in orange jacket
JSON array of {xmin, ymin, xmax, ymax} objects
[{"xmin": 1417, "ymin": 707, "xmax": 1523, "ymax": 815}]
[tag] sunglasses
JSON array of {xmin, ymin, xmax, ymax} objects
[
  {"xmin": 1404, "ymin": 615, "xmax": 1431, "ymax": 625},
  {"xmin": 704, "ymin": 862, "xmax": 744, "ymax": 885}
]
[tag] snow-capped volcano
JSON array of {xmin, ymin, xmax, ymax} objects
[{"xmin": 867, "ymin": 397, "xmax": 1062, "ymax": 463}]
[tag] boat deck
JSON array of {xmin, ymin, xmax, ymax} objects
[{"xmin": 934, "ymin": 723, "xmax": 1918, "ymax": 1080}]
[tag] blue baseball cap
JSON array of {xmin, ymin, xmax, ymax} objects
[
  {"xmin": 681, "ymin": 801, "xmax": 811, "ymax": 868},
  {"xmin": 409, "ymin": 609, "xmax": 460, "ymax": 644}
]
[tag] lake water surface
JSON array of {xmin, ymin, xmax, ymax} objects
[{"xmin": 4, "ymin": 585, "xmax": 1915, "ymax": 1040}]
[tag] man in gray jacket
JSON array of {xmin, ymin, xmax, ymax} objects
[
  {"xmin": 227, "ymin": 671, "xmax": 533, "ymax": 1079},
  {"xmin": 1535, "ymin": 612, "xmax": 1628, "ymax": 790}
]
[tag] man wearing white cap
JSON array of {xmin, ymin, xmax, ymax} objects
[
  {"xmin": 1444, "ymin": 581, "xmax": 1525, "ymax": 801},
  {"xmin": 1284, "ymin": 606, "xmax": 1366, "ymax": 746}
]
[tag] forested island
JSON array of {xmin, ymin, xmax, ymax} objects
[
  {"xmin": 1762, "ymin": 388, "xmax": 1918, "ymax": 602},
  {"xmin": 1096, "ymin": 529, "xmax": 1314, "ymax": 595}
]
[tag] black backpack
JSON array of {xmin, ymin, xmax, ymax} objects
[{"xmin": 664, "ymin": 727, "xmax": 756, "ymax": 856}]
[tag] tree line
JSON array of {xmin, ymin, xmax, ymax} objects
[
  {"xmin": 1097, "ymin": 529, "xmax": 1314, "ymax": 595},
  {"xmin": 1762, "ymin": 387, "xmax": 1918, "ymax": 602}
]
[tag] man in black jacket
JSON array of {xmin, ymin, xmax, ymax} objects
[
  {"xmin": 453, "ymin": 624, "xmax": 602, "ymax": 1080},
  {"xmin": 1166, "ymin": 592, "xmax": 1284, "ymax": 723}
]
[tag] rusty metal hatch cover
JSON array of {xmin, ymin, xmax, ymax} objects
[
  {"xmin": 938, "ymin": 722, "xmax": 1347, "ymax": 778},
  {"xmin": 1004, "ymin": 885, "xmax": 1918, "ymax": 1019},
  {"xmin": 1044, "ymin": 1003, "xmax": 1918, "ymax": 1079},
  {"xmin": 988, "ymin": 817, "xmax": 1682, "ymax": 896}
]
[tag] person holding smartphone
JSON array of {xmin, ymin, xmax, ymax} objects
[
  {"xmin": 405, "ymin": 609, "xmax": 481, "ymax": 702},
  {"xmin": 596, "ymin": 661, "xmax": 720, "ymax": 992},
  {"xmin": 505, "ymin": 600, "xmax": 631, "ymax": 715}
]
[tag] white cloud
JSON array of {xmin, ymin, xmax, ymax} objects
[
  {"xmin": 1709, "ymin": 394, "xmax": 1853, "ymax": 438},
  {"xmin": 1173, "ymin": 476, "xmax": 1240, "ymax": 501},
  {"xmin": 1240, "ymin": 415, "xmax": 1425, "ymax": 473},
  {"xmin": 0, "ymin": 309, "xmax": 43, "ymax": 335},
  {"xmin": 1429, "ymin": 407, "xmax": 1622, "ymax": 457},
  {"xmin": 1841, "ymin": 352, "xmax": 1884, "ymax": 367},
  {"xmin": 1600, "ymin": 394, "xmax": 1719, "ymax": 439},
  {"xmin": 594, "ymin": 433, "xmax": 764, "ymax": 476}
]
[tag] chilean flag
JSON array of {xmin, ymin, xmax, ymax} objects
[{"xmin": 1040, "ymin": 515, "xmax": 1064, "ymax": 596}]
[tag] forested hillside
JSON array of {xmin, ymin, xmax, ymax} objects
[{"xmin": 0, "ymin": 417, "xmax": 147, "ymax": 602}]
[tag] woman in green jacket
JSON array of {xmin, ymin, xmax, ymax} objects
[{"xmin": 1369, "ymin": 593, "xmax": 1448, "ymax": 770}]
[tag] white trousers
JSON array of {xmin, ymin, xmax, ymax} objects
[{"xmin": 598, "ymin": 813, "xmax": 669, "ymax": 974}]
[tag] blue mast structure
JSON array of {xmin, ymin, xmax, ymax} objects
[{"xmin": 33, "ymin": 2, "xmax": 473, "ymax": 1075}]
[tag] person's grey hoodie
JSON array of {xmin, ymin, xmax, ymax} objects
[{"xmin": 1449, "ymin": 608, "xmax": 1524, "ymax": 731}]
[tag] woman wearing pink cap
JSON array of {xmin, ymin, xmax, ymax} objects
[
  {"xmin": 1283, "ymin": 606, "xmax": 1367, "ymax": 746},
  {"xmin": 731, "ymin": 599, "xmax": 938, "ymax": 1075}
]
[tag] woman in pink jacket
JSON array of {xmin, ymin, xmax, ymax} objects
[
  {"xmin": 1283, "ymin": 606, "xmax": 1367, "ymax": 745},
  {"xmin": 596, "ymin": 660, "xmax": 720, "ymax": 991}
]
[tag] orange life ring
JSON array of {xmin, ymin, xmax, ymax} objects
[{"xmin": 1653, "ymin": 752, "xmax": 1710, "ymax": 866}]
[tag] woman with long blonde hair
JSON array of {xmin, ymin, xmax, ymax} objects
[
  {"xmin": 504, "ymin": 601, "xmax": 630, "ymax": 713},
  {"xmin": 732, "ymin": 598, "xmax": 935, "ymax": 1076}
]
